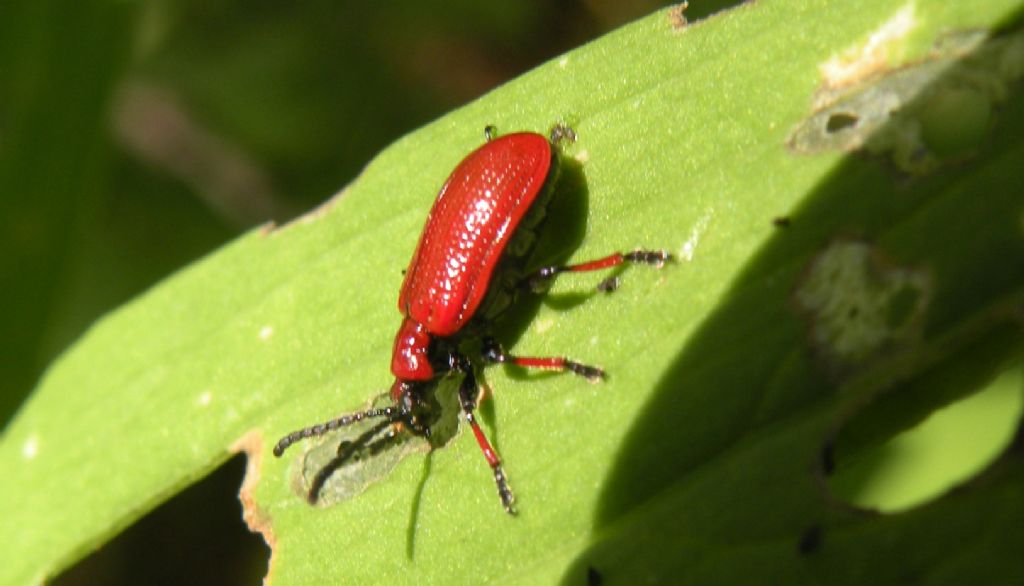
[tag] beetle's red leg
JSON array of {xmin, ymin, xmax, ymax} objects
[
  {"xmin": 274, "ymin": 406, "xmax": 400, "ymax": 457},
  {"xmin": 457, "ymin": 361, "xmax": 516, "ymax": 514},
  {"xmin": 482, "ymin": 337, "xmax": 605, "ymax": 382},
  {"xmin": 525, "ymin": 249, "xmax": 671, "ymax": 293}
]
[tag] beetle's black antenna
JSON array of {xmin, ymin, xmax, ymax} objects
[{"xmin": 274, "ymin": 406, "xmax": 400, "ymax": 457}]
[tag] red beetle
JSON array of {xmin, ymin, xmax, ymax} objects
[{"xmin": 275, "ymin": 125, "xmax": 669, "ymax": 514}]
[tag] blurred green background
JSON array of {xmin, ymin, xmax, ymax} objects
[{"xmin": 2, "ymin": 1, "xmax": 749, "ymax": 583}]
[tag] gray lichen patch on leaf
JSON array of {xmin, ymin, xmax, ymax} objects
[
  {"xmin": 789, "ymin": 28, "xmax": 1024, "ymax": 174},
  {"xmin": 794, "ymin": 240, "xmax": 931, "ymax": 372}
]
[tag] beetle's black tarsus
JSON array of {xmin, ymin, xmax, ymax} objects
[
  {"xmin": 549, "ymin": 123, "xmax": 577, "ymax": 146},
  {"xmin": 623, "ymin": 249, "xmax": 672, "ymax": 268}
]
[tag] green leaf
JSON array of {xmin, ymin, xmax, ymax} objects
[{"xmin": 3, "ymin": 1, "xmax": 1024, "ymax": 584}]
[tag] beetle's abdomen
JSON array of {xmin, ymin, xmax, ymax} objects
[{"xmin": 399, "ymin": 133, "xmax": 553, "ymax": 337}]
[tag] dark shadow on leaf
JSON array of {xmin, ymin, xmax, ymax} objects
[
  {"xmin": 488, "ymin": 154, "xmax": 591, "ymax": 348},
  {"xmin": 406, "ymin": 450, "xmax": 434, "ymax": 559},
  {"xmin": 561, "ymin": 21, "xmax": 1024, "ymax": 585}
]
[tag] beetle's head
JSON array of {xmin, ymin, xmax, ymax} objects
[{"xmin": 388, "ymin": 379, "xmax": 438, "ymax": 438}]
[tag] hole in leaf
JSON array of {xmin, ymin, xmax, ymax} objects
[
  {"xmin": 825, "ymin": 112, "xmax": 859, "ymax": 133},
  {"xmin": 53, "ymin": 455, "xmax": 268, "ymax": 586},
  {"xmin": 828, "ymin": 366, "xmax": 1023, "ymax": 513}
]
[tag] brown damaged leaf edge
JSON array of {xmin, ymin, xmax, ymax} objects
[
  {"xmin": 667, "ymin": 2, "xmax": 689, "ymax": 31},
  {"xmin": 818, "ymin": 5, "xmax": 917, "ymax": 93},
  {"xmin": 231, "ymin": 430, "xmax": 277, "ymax": 583}
]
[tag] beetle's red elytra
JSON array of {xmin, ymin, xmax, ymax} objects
[{"xmin": 275, "ymin": 125, "xmax": 670, "ymax": 514}]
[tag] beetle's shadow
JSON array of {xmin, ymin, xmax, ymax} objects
[
  {"xmin": 489, "ymin": 155, "xmax": 592, "ymax": 352},
  {"xmin": 475, "ymin": 156, "xmax": 594, "ymax": 446}
]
